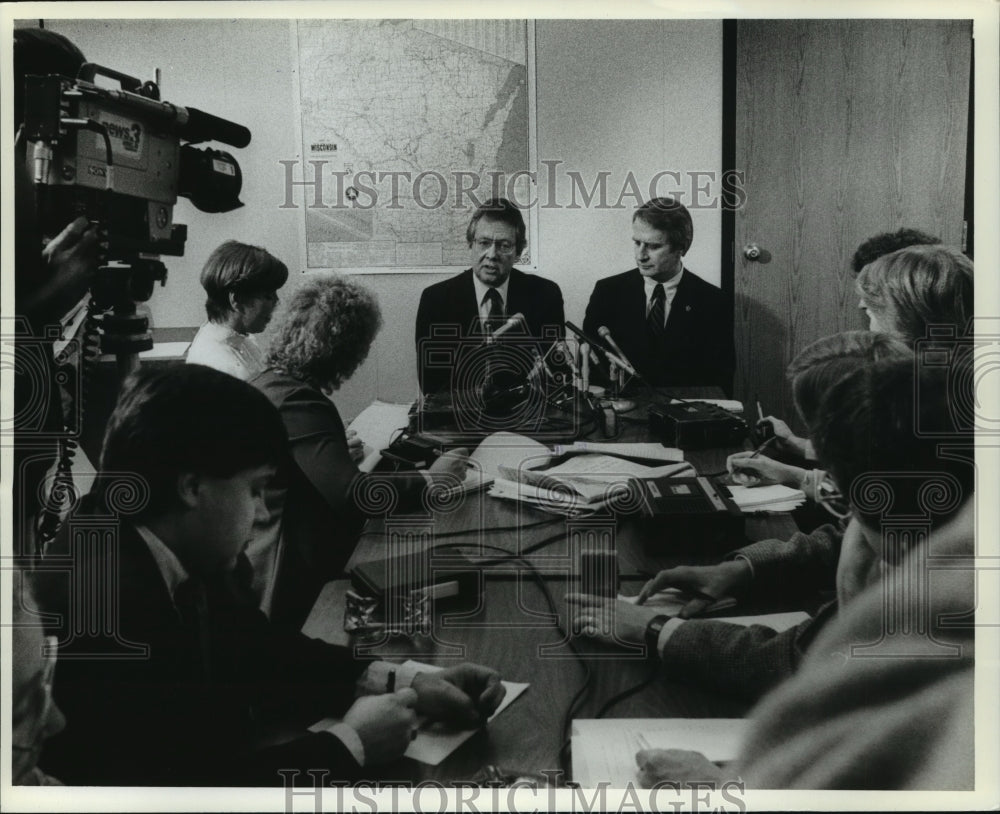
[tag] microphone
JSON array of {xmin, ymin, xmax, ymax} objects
[
  {"xmin": 597, "ymin": 326, "xmax": 639, "ymax": 377},
  {"xmin": 486, "ymin": 312, "xmax": 525, "ymax": 344}
]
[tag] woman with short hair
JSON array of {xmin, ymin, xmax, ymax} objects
[{"xmin": 186, "ymin": 240, "xmax": 288, "ymax": 380}]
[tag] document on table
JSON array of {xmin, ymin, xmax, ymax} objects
[
  {"xmin": 726, "ymin": 483, "xmax": 806, "ymax": 513},
  {"xmin": 454, "ymin": 432, "xmax": 553, "ymax": 494},
  {"xmin": 552, "ymin": 441, "xmax": 685, "ymax": 464},
  {"xmin": 347, "ymin": 401, "xmax": 414, "ymax": 473},
  {"xmin": 308, "ymin": 660, "xmax": 529, "ymax": 766},
  {"xmin": 669, "ymin": 398, "xmax": 744, "ymax": 414},
  {"xmin": 572, "ymin": 718, "xmax": 748, "ymax": 788},
  {"xmin": 540, "ymin": 454, "xmax": 694, "ymax": 482}
]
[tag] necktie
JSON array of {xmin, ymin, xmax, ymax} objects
[
  {"xmin": 175, "ymin": 577, "xmax": 212, "ymax": 681},
  {"xmin": 648, "ymin": 284, "xmax": 666, "ymax": 338},
  {"xmin": 483, "ymin": 288, "xmax": 503, "ymax": 334}
]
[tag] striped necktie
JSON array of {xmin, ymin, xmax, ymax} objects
[{"xmin": 648, "ymin": 283, "xmax": 666, "ymax": 338}]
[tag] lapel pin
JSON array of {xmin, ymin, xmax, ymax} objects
[{"xmin": 685, "ymin": 305, "xmax": 691, "ymax": 312}]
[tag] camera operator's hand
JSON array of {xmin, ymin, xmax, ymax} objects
[
  {"xmin": 23, "ymin": 216, "xmax": 98, "ymax": 329},
  {"xmin": 343, "ymin": 689, "xmax": 418, "ymax": 765},
  {"xmin": 345, "ymin": 429, "xmax": 365, "ymax": 464},
  {"xmin": 636, "ymin": 561, "xmax": 752, "ymax": 617},
  {"xmin": 43, "ymin": 216, "xmax": 98, "ymax": 297},
  {"xmin": 411, "ymin": 663, "xmax": 506, "ymax": 729},
  {"xmin": 427, "ymin": 448, "xmax": 470, "ymax": 485},
  {"xmin": 727, "ymin": 451, "xmax": 806, "ymax": 489}
]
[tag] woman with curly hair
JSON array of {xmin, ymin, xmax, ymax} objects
[{"xmin": 251, "ymin": 274, "xmax": 468, "ymax": 626}]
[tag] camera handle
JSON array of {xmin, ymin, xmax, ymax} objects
[{"xmin": 77, "ymin": 62, "xmax": 157, "ymax": 99}]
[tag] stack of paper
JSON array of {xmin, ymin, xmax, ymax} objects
[
  {"xmin": 492, "ymin": 455, "xmax": 695, "ymax": 511},
  {"xmin": 726, "ymin": 483, "xmax": 806, "ymax": 513},
  {"xmin": 669, "ymin": 397, "xmax": 744, "ymax": 414},
  {"xmin": 572, "ymin": 718, "xmax": 749, "ymax": 788},
  {"xmin": 552, "ymin": 441, "xmax": 685, "ymax": 464},
  {"xmin": 488, "ymin": 477, "xmax": 612, "ymax": 515}
]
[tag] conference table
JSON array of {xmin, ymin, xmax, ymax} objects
[{"xmin": 302, "ymin": 388, "xmax": 801, "ymax": 784}]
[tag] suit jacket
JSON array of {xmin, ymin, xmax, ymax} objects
[
  {"xmin": 657, "ymin": 525, "xmax": 843, "ymax": 702},
  {"xmin": 583, "ymin": 268, "xmax": 734, "ymax": 394},
  {"xmin": 415, "ymin": 268, "xmax": 565, "ymax": 395},
  {"xmin": 42, "ymin": 511, "xmax": 368, "ymax": 786},
  {"xmin": 736, "ymin": 502, "xmax": 975, "ymax": 789},
  {"xmin": 252, "ymin": 368, "xmax": 428, "ymax": 627}
]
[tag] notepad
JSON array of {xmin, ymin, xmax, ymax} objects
[
  {"xmin": 571, "ymin": 718, "xmax": 748, "ymax": 788},
  {"xmin": 726, "ymin": 483, "xmax": 806, "ymax": 513},
  {"xmin": 308, "ymin": 660, "xmax": 528, "ymax": 766},
  {"xmin": 348, "ymin": 401, "xmax": 414, "ymax": 473}
]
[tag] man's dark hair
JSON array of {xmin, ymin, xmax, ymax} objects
[
  {"xmin": 200, "ymin": 240, "xmax": 288, "ymax": 323},
  {"xmin": 811, "ymin": 357, "xmax": 973, "ymax": 532},
  {"xmin": 465, "ymin": 198, "xmax": 527, "ymax": 256},
  {"xmin": 13, "ymin": 27, "xmax": 87, "ymax": 130},
  {"xmin": 851, "ymin": 228, "xmax": 941, "ymax": 274},
  {"xmin": 98, "ymin": 365, "xmax": 287, "ymax": 519},
  {"xmin": 632, "ymin": 197, "xmax": 694, "ymax": 255}
]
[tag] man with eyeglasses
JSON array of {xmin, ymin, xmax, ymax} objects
[
  {"xmin": 583, "ymin": 197, "xmax": 734, "ymax": 394},
  {"xmin": 415, "ymin": 198, "xmax": 565, "ymax": 398}
]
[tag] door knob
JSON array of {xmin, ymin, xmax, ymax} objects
[{"xmin": 743, "ymin": 243, "xmax": 764, "ymax": 261}]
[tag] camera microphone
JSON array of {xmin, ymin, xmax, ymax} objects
[{"xmin": 177, "ymin": 107, "xmax": 252, "ymax": 149}]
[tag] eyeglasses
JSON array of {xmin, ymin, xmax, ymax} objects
[
  {"xmin": 12, "ymin": 636, "xmax": 58, "ymax": 753},
  {"xmin": 816, "ymin": 472, "xmax": 851, "ymax": 520},
  {"xmin": 474, "ymin": 238, "xmax": 517, "ymax": 256}
]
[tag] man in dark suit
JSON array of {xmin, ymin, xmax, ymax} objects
[
  {"xmin": 39, "ymin": 365, "xmax": 504, "ymax": 786},
  {"xmin": 415, "ymin": 198, "xmax": 565, "ymax": 397},
  {"xmin": 583, "ymin": 197, "xmax": 734, "ymax": 394}
]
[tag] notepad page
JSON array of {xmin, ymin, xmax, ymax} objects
[{"xmin": 572, "ymin": 718, "xmax": 748, "ymax": 788}]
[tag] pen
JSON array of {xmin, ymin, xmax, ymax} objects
[
  {"xmin": 756, "ymin": 397, "xmax": 765, "ymax": 425},
  {"xmin": 746, "ymin": 435, "xmax": 776, "ymax": 460}
]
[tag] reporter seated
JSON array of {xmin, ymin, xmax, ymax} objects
[
  {"xmin": 186, "ymin": 240, "xmax": 288, "ymax": 380},
  {"xmin": 40, "ymin": 365, "xmax": 503, "ymax": 786},
  {"xmin": 568, "ymin": 331, "xmax": 912, "ymax": 702},
  {"xmin": 250, "ymin": 274, "xmax": 468, "ymax": 627},
  {"xmin": 636, "ymin": 358, "xmax": 974, "ymax": 790},
  {"xmin": 731, "ymin": 232, "xmax": 963, "ymax": 496}
]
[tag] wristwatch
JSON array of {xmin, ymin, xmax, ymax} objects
[{"xmin": 644, "ymin": 614, "xmax": 670, "ymax": 659}]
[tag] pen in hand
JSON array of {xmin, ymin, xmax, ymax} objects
[{"xmin": 746, "ymin": 435, "xmax": 776, "ymax": 460}]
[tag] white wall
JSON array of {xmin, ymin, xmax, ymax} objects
[{"xmin": 47, "ymin": 18, "xmax": 722, "ymax": 420}]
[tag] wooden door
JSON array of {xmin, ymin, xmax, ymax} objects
[{"xmin": 732, "ymin": 19, "xmax": 971, "ymax": 426}]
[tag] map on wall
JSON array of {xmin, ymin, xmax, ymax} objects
[{"xmin": 294, "ymin": 19, "xmax": 534, "ymax": 270}]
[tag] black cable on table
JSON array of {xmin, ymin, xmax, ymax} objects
[{"xmin": 435, "ymin": 540, "xmax": 594, "ymax": 777}]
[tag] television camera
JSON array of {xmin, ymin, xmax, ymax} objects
[{"xmin": 23, "ymin": 62, "xmax": 251, "ymax": 367}]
